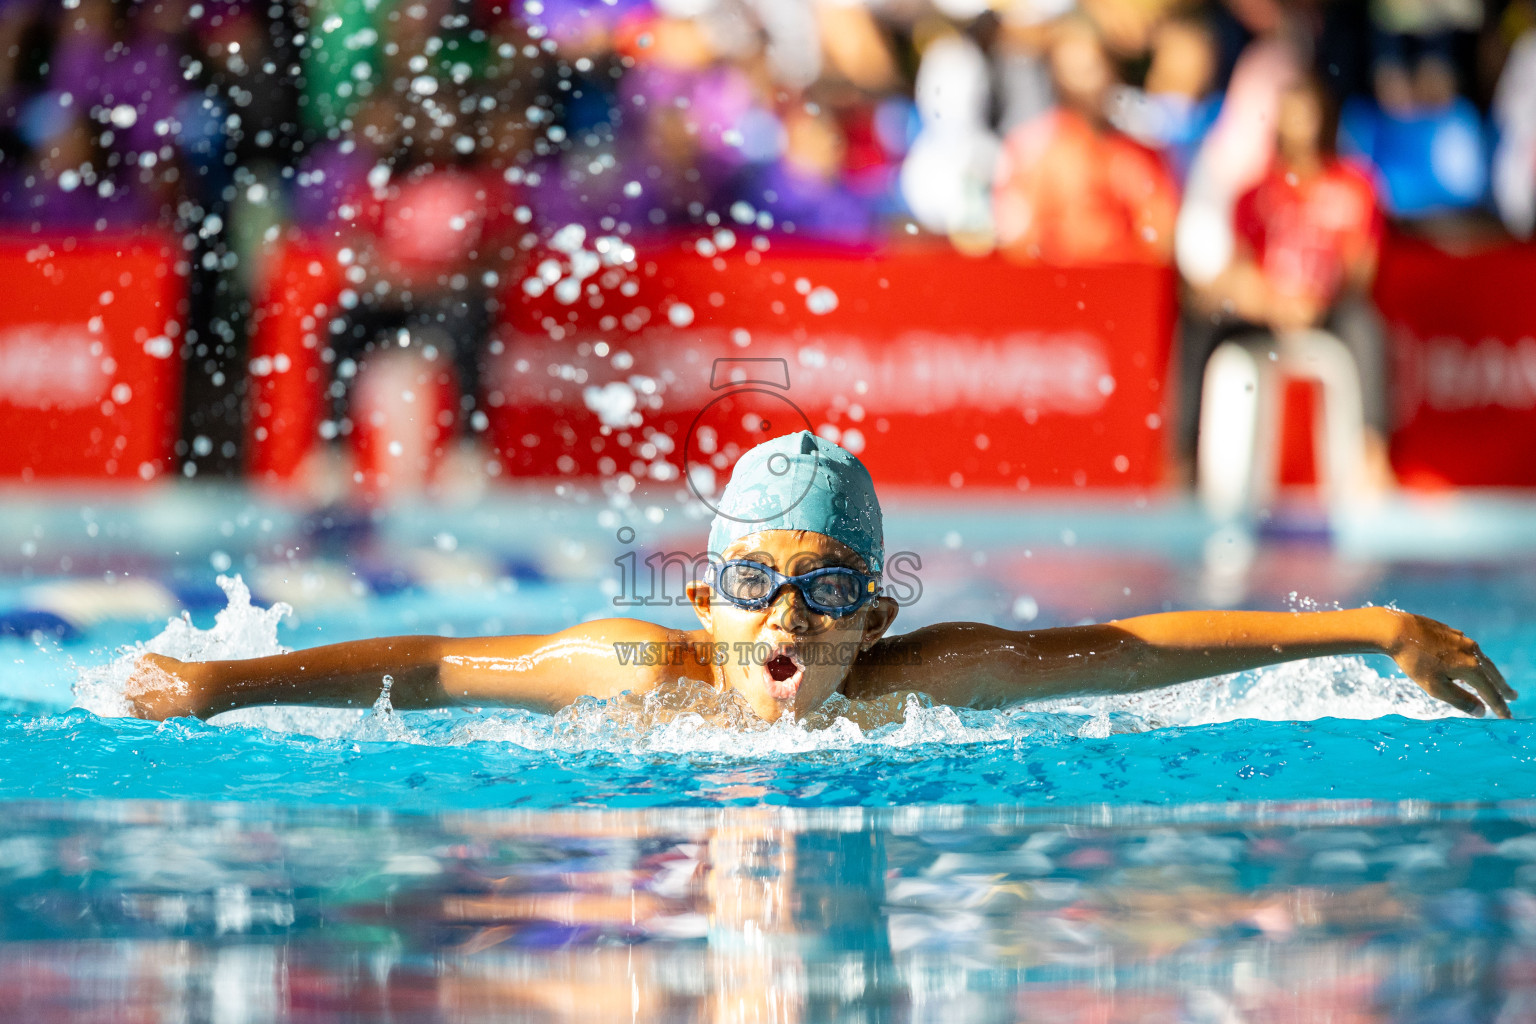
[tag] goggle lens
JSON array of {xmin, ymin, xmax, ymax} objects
[
  {"xmin": 718, "ymin": 562, "xmax": 776, "ymax": 602},
  {"xmin": 804, "ymin": 573, "xmax": 862, "ymax": 608}
]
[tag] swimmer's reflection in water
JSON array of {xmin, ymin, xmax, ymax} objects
[
  {"xmin": 127, "ymin": 432, "xmax": 1516, "ymax": 725},
  {"xmin": 434, "ymin": 813, "xmax": 886, "ymax": 1023},
  {"xmin": 270, "ymin": 814, "xmax": 888, "ymax": 1021}
]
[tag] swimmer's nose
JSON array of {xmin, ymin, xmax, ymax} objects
[{"xmin": 767, "ymin": 585, "xmax": 814, "ymax": 634}]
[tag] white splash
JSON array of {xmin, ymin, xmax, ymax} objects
[
  {"xmin": 442, "ymin": 686, "xmax": 1031, "ymax": 756},
  {"xmin": 1028, "ymin": 654, "xmax": 1458, "ymax": 729},
  {"xmin": 72, "ymin": 575, "xmax": 291, "ymax": 717}
]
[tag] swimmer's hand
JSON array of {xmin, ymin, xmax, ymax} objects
[
  {"xmin": 1383, "ymin": 611, "xmax": 1516, "ymax": 719},
  {"xmin": 126, "ymin": 653, "xmax": 206, "ymax": 720}
]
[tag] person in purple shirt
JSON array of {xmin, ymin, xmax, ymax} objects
[
  {"xmin": 732, "ymin": 105, "xmax": 881, "ymax": 245},
  {"xmin": 50, "ymin": 0, "xmax": 190, "ymax": 161},
  {"xmin": 0, "ymin": 93, "xmax": 152, "ymax": 229},
  {"xmin": 290, "ymin": 95, "xmax": 403, "ymax": 230},
  {"xmin": 46, "ymin": 0, "xmax": 117, "ymax": 105}
]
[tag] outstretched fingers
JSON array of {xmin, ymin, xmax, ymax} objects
[
  {"xmin": 1425, "ymin": 674, "xmax": 1486, "ymax": 718},
  {"xmin": 1474, "ymin": 648, "xmax": 1517, "ymax": 701},
  {"xmin": 1453, "ymin": 659, "xmax": 1512, "ymax": 719}
]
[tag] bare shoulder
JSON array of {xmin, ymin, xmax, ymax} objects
[
  {"xmin": 544, "ymin": 619, "xmax": 715, "ymax": 692},
  {"xmin": 565, "ymin": 618, "xmax": 714, "ymax": 672}
]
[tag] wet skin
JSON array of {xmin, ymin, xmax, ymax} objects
[{"xmin": 126, "ymin": 529, "xmax": 1517, "ymax": 723}]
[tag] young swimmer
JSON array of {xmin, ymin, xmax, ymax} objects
[{"xmin": 126, "ymin": 432, "xmax": 1516, "ymax": 723}]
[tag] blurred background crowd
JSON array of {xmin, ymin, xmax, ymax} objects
[{"xmin": 0, "ymin": 0, "xmax": 1531, "ymax": 483}]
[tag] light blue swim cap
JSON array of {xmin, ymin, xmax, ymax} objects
[{"xmin": 707, "ymin": 431, "xmax": 884, "ymax": 574}]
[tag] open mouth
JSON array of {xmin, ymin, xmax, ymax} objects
[{"xmin": 762, "ymin": 646, "xmax": 805, "ymax": 700}]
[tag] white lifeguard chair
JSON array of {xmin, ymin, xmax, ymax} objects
[{"xmin": 1197, "ymin": 328, "xmax": 1369, "ymax": 520}]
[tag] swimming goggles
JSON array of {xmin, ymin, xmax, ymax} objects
[{"xmin": 707, "ymin": 559, "xmax": 880, "ymax": 618}]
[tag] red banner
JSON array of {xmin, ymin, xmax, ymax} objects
[
  {"xmin": 0, "ymin": 235, "xmax": 183, "ymax": 481},
  {"xmin": 246, "ymin": 238, "xmax": 345, "ymax": 483},
  {"xmin": 1377, "ymin": 237, "xmax": 1536, "ymax": 487},
  {"xmin": 246, "ymin": 235, "xmax": 1175, "ymax": 490},
  {"xmin": 485, "ymin": 239, "xmax": 1175, "ymax": 489}
]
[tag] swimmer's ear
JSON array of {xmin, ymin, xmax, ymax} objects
[
  {"xmin": 859, "ymin": 595, "xmax": 899, "ymax": 650},
  {"xmin": 684, "ymin": 579, "xmax": 715, "ymax": 631}
]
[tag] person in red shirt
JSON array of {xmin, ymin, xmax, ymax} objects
[
  {"xmin": 1180, "ymin": 76, "xmax": 1391, "ymax": 473},
  {"xmin": 1225, "ymin": 79, "xmax": 1385, "ymax": 333},
  {"xmin": 993, "ymin": 19, "xmax": 1180, "ymax": 266}
]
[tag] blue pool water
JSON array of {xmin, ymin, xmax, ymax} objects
[
  {"xmin": 3, "ymin": 487, "xmax": 1531, "ymax": 811},
  {"xmin": 0, "ymin": 486, "xmax": 1533, "ymax": 1018}
]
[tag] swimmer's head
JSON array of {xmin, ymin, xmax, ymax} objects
[
  {"xmin": 686, "ymin": 432, "xmax": 896, "ymax": 723},
  {"xmin": 706, "ymin": 430, "xmax": 883, "ymax": 574}
]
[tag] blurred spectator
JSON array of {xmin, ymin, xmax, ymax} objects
[
  {"xmin": 1181, "ymin": 77, "xmax": 1388, "ymax": 467},
  {"xmin": 1175, "ymin": 36, "xmax": 1300, "ymax": 286},
  {"xmin": 992, "ymin": 17, "xmax": 1178, "ymax": 265},
  {"xmin": 46, "ymin": 0, "xmax": 121, "ymax": 115},
  {"xmin": 816, "ymin": 1, "xmax": 901, "ymax": 94},
  {"xmin": 0, "ymin": 0, "xmax": 41, "ymax": 81},
  {"xmin": 602, "ymin": 49, "xmax": 747, "ymax": 233},
  {"xmin": 302, "ymin": 0, "xmax": 386, "ymax": 135},
  {"xmin": 1339, "ymin": 80, "xmax": 1488, "ymax": 221},
  {"xmin": 1224, "ymin": 79, "xmax": 1383, "ymax": 334},
  {"xmin": 317, "ymin": 134, "xmax": 522, "ymax": 446},
  {"xmin": 1369, "ymin": 0, "xmax": 1481, "ymax": 111},
  {"xmin": 902, "ymin": 29, "xmax": 999, "ymax": 244},
  {"xmin": 840, "ymin": 94, "xmax": 909, "ymax": 218},
  {"xmin": 735, "ymin": 105, "xmax": 880, "ymax": 244},
  {"xmin": 0, "ymin": 97, "xmax": 151, "ymax": 228},
  {"xmin": 1335, "ymin": 0, "xmax": 1488, "ymax": 221},
  {"xmin": 1494, "ymin": 27, "xmax": 1536, "ymax": 236},
  {"xmin": 1108, "ymin": 16, "xmax": 1222, "ymax": 183},
  {"xmin": 80, "ymin": 0, "xmax": 191, "ymax": 176},
  {"xmin": 291, "ymin": 95, "xmax": 401, "ymax": 230},
  {"xmin": 1078, "ymin": 0, "xmax": 1184, "ymax": 60},
  {"xmin": 993, "ymin": 10, "xmax": 1057, "ymax": 137}
]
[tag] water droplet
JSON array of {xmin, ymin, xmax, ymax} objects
[{"xmin": 806, "ymin": 286, "xmax": 838, "ymax": 315}]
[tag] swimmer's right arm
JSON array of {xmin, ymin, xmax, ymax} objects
[{"xmin": 125, "ymin": 620, "xmax": 707, "ymax": 720}]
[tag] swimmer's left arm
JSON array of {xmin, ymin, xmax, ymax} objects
[{"xmin": 854, "ymin": 608, "xmax": 1515, "ymax": 718}]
